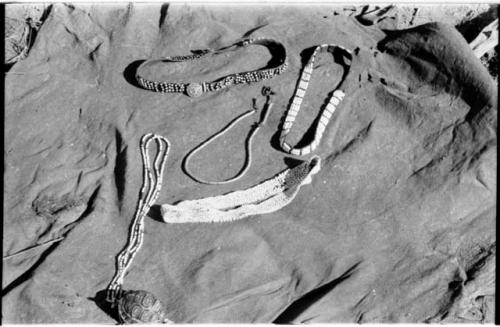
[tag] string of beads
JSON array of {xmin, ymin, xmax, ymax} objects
[
  {"xmin": 135, "ymin": 37, "xmax": 288, "ymax": 97},
  {"xmin": 106, "ymin": 133, "xmax": 170, "ymax": 304},
  {"xmin": 182, "ymin": 87, "xmax": 274, "ymax": 185},
  {"xmin": 279, "ymin": 44, "xmax": 352, "ymax": 156}
]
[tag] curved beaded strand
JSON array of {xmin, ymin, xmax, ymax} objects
[
  {"xmin": 279, "ymin": 44, "xmax": 351, "ymax": 156},
  {"xmin": 182, "ymin": 109, "xmax": 258, "ymax": 185},
  {"xmin": 107, "ymin": 133, "xmax": 170, "ymax": 305},
  {"xmin": 182, "ymin": 87, "xmax": 275, "ymax": 185}
]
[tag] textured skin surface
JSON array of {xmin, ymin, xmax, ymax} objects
[
  {"xmin": 3, "ymin": 4, "xmax": 496, "ymax": 324},
  {"xmin": 118, "ymin": 290, "xmax": 167, "ymax": 324}
]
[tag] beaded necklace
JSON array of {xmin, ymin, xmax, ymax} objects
[
  {"xmin": 106, "ymin": 133, "xmax": 172, "ymax": 323},
  {"xmin": 104, "ymin": 129, "xmax": 319, "ymax": 323},
  {"xmin": 279, "ymin": 44, "xmax": 352, "ymax": 156},
  {"xmin": 182, "ymin": 87, "xmax": 274, "ymax": 185},
  {"xmin": 135, "ymin": 37, "xmax": 288, "ymax": 97}
]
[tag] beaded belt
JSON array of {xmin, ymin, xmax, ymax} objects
[
  {"xmin": 279, "ymin": 44, "xmax": 352, "ymax": 156},
  {"xmin": 135, "ymin": 37, "xmax": 288, "ymax": 97}
]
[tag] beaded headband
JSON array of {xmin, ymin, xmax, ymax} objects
[
  {"xmin": 279, "ymin": 44, "xmax": 352, "ymax": 156},
  {"xmin": 135, "ymin": 37, "xmax": 288, "ymax": 97}
]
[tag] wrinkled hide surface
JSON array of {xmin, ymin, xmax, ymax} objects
[{"xmin": 3, "ymin": 4, "xmax": 496, "ymax": 323}]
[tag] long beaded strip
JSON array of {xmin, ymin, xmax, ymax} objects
[
  {"xmin": 280, "ymin": 44, "xmax": 351, "ymax": 156},
  {"xmin": 182, "ymin": 87, "xmax": 274, "ymax": 185},
  {"xmin": 106, "ymin": 133, "xmax": 170, "ymax": 304},
  {"xmin": 162, "ymin": 156, "xmax": 321, "ymax": 224},
  {"xmin": 135, "ymin": 37, "xmax": 288, "ymax": 97}
]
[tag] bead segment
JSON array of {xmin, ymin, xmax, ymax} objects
[{"xmin": 279, "ymin": 44, "xmax": 351, "ymax": 156}]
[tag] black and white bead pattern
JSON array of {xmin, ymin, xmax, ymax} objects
[
  {"xmin": 279, "ymin": 44, "xmax": 351, "ymax": 156},
  {"xmin": 135, "ymin": 37, "xmax": 288, "ymax": 97}
]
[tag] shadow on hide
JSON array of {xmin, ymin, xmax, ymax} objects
[
  {"xmin": 123, "ymin": 60, "xmax": 146, "ymax": 89},
  {"xmin": 88, "ymin": 289, "xmax": 120, "ymax": 324},
  {"xmin": 274, "ymin": 262, "xmax": 361, "ymax": 324}
]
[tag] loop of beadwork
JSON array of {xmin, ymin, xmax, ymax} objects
[
  {"xmin": 182, "ymin": 87, "xmax": 274, "ymax": 184},
  {"xmin": 279, "ymin": 44, "xmax": 352, "ymax": 156},
  {"xmin": 135, "ymin": 37, "xmax": 288, "ymax": 97},
  {"xmin": 106, "ymin": 134, "xmax": 170, "ymax": 306}
]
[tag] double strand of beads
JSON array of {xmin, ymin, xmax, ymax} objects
[
  {"xmin": 135, "ymin": 37, "xmax": 288, "ymax": 97},
  {"xmin": 107, "ymin": 133, "xmax": 170, "ymax": 305},
  {"xmin": 279, "ymin": 44, "xmax": 351, "ymax": 156}
]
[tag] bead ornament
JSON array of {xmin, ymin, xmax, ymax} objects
[
  {"xmin": 182, "ymin": 87, "xmax": 275, "ymax": 184},
  {"xmin": 106, "ymin": 133, "xmax": 172, "ymax": 324},
  {"xmin": 279, "ymin": 44, "xmax": 352, "ymax": 156},
  {"xmin": 135, "ymin": 37, "xmax": 288, "ymax": 97},
  {"xmin": 162, "ymin": 156, "xmax": 321, "ymax": 223}
]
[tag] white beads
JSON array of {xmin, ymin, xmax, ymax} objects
[
  {"xmin": 319, "ymin": 115, "xmax": 329, "ymax": 126},
  {"xmin": 298, "ymin": 80, "xmax": 308, "ymax": 90},
  {"xmin": 279, "ymin": 44, "xmax": 350, "ymax": 156},
  {"xmin": 317, "ymin": 121, "xmax": 326, "ymax": 134},
  {"xmin": 107, "ymin": 134, "xmax": 170, "ymax": 304},
  {"xmin": 182, "ymin": 102, "xmax": 270, "ymax": 185},
  {"xmin": 323, "ymin": 109, "xmax": 333, "ymax": 120},
  {"xmin": 326, "ymin": 103, "xmax": 336, "ymax": 113},
  {"xmin": 330, "ymin": 96, "xmax": 341, "ymax": 106},
  {"xmin": 293, "ymin": 97, "xmax": 303, "ymax": 105},
  {"xmin": 333, "ymin": 90, "xmax": 345, "ymax": 99},
  {"xmin": 290, "ymin": 103, "xmax": 300, "ymax": 111},
  {"xmin": 288, "ymin": 109, "xmax": 298, "ymax": 118},
  {"xmin": 282, "ymin": 142, "xmax": 292, "ymax": 152}
]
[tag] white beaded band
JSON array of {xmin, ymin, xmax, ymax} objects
[
  {"xmin": 279, "ymin": 44, "xmax": 351, "ymax": 156},
  {"xmin": 162, "ymin": 156, "xmax": 321, "ymax": 224}
]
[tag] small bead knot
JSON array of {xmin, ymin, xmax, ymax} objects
[{"xmin": 262, "ymin": 86, "xmax": 274, "ymax": 97}]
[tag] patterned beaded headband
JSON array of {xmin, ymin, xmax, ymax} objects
[
  {"xmin": 280, "ymin": 44, "xmax": 352, "ymax": 156},
  {"xmin": 135, "ymin": 37, "xmax": 288, "ymax": 97}
]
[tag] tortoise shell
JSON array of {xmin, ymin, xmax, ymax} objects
[{"xmin": 117, "ymin": 290, "xmax": 172, "ymax": 324}]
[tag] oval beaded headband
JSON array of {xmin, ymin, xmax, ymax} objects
[
  {"xmin": 135, "ymin": 37, "xmax": 288, "ymax": 97},
  {"xmin": 279, "ymin": 44, "xmax": 352, "ymax": 156}
]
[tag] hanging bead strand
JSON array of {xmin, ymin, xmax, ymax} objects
[{"xmin": 107, "ymin": 133, "xmax": 170, "ymax": 304}]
